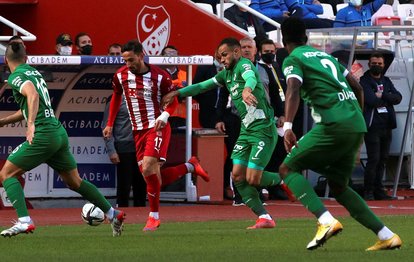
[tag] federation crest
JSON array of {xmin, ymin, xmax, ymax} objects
[{"xmin": 137, "ymin": 5, "xmax": 171, "ymax": 55}]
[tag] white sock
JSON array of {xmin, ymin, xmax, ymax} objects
[
  {"xmin": 18, "ymin": 216, "xmax": 32, "ymax": 223},
  {"xmin": 318, "ymin": 211, "xmax": 335, "ymax": 225},
  {"xmin": 185, "ymin": 163, "xmax": 194, "ymax": 173},
  {"xmin": 377, "ymin": 226, "xmax": 394, "ymax": 241},
  {"xmin": 259, "ymin": 214, "xmax": 272, "ymax": 220},
  {"xmin": 149, "ymin": 212, "xmax": 159, "ymax": 220},
  {"xmin": 106, "ymin": 207, "xmax": 115, "ymax": 220}
]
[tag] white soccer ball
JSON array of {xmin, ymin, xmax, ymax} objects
[{"xmin": 81, "ymin": 203, "xmax": 105, "ymax": 226}]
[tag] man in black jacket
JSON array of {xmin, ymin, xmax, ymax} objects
[{"xmin": 360, "ymin": 52, "xmax": 402, "ymax": 200}]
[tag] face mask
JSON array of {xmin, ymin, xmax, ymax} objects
[
  {"xmin": 350, "ymin": 0, "xmax": 363, "ymax": 6},
  {"xmin": 80, "ymin": 44, "xmax": 93, "ymax": 55},
  {"xmin": 369, "ymin": 65, "xmax": 383, "ymax": 76},
  {"xmin": 261, "ymin": 53, "xmax": 275, "ymax": 64},
  {"xmin": 59, "ymin": 46, "xmax": 72, "ymax": 56}
]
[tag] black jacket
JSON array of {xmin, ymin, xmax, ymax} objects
[{"xmin": 360, "ymin": 70, "xmax": 402, "ymax": 129}]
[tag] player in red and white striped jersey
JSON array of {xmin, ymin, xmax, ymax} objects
[{"xmin": 103, "ymin": 40, "xmax": 210, "ymax": 231}]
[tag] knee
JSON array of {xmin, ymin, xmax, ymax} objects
[
  {"xmin": 328, "ymin": 181, "xmax": 346, "ymax": 196},
  {"xmin": 231, "ymin": 172, "xmax": 244, "ymax": 183},
  {"xmin": 246, "ymin": 176, "xmax": 260, "ymax": 186}
]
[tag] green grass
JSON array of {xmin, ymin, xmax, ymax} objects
[{"xmin": 1, "ymin": 216, "xmax": 413, "ymax": 262}]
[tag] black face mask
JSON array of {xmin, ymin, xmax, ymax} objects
[
  {"xmin": 80, "ymin": 45, "xmax": 93, "ymax": 55},
  {"xmin": 261, "ymin": 53, "xmax": 275, "ymax": 64},
  {"xmin": 369, "ymin": 65, "xmax": 383, "ymax": 76}
]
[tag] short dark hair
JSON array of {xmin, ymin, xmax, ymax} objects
[
  {"xmin": 75, "ymin": 32, "xmax": 90, "ymax": 46},
  {"xmin": 122, "ymin": 40, "xmax": 143, "ymax": 54},
  {"xmin": 6, "ymin": 42, "xmax": 26, "ymax": 62},
  {"xmin": 369, "ymin": 52, "xmax": 384, "ymax": 60},
  {"xmin": 259, "ymin": 38, "xmax": 275, "ymax": 52},
  {"xmin": 218, "ymin": 37, "xmax": 241, "ymax": 50},
  {"xmin": 8, "ymin": 35, "xmax": 23, "ymax": 44},
  {"xmin": 281, "ymin": 18, "xmax": 308, "ymax": 46},
  {"xmin": 108, "ymin": 43, "xmax": 122, "ymax": 52},
  {"xmin": 161, "ymin": 45, "xmax": 177, "ymax": 55}
]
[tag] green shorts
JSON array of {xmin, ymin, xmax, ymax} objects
[
  {"xmin": 8, "ymin": 126, "xmax": 77, "ymax": 172},
  {"xmin": 283, "ymin": 124, "xmax": 364, "ymax": 186},
  {"xmin": 231, "ymin": 124, "xmax": 277, "ymax": 170}
]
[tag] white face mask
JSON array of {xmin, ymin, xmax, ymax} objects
[
  {"xmin": 350, "ymin": 0, "xmax": 363, "ymax": 6},
  {"xmin": 59, "ymin": 46, "xmax": 72, "ymax": 56}
]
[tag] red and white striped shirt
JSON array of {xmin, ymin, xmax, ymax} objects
[{"xmin": 108, "ymin": 63, "xmax": 175, "ymax": 130}]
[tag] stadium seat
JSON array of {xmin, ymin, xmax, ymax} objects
[
  {"xmin": 195, "ymin": 3, "xmax": 214, "ymax": 14},
  {"xmin": 336, "ymin": 3, "xmax": 348, "ymax": 12},
  {"xmin": 216, "ymin": 3, "xmax": 234, "ymax": 17},
  {"xmin": 371, "ymin": 4, "xmax": 395, "ymax": 24},
  {"xmin": 318, "ymin": 3, "xmax": 335, "ymax": 20},
  {"xmin": 373, "ymin": 16, "xmax": 402, "ymax": 49},
  {"xmin": 397, "ymin": 3, "xmax": 414, "ymax": 20}
]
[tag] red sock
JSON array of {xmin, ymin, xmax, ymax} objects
[
  {"xmin": 160, "ymin": 164, "xmax": 188, "ymax": 186},
  {"xmin": 144, "ymin": 174, "xmax": 160, "ymax": 212}
]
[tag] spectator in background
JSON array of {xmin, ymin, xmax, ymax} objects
[
  {"xmin": 224, "ymin": 0, "xmax": 268, "ymax": 47},
  {"xmin": 160, "ymin": 45, "xmax": 187, "ymax": 128},
  {"xmin": 75, "ymin": 32, "xmax": 93, "ymax": 55},
  {"xmin": 284, "ymin": 0, "xmax": 333, "ymax": 28},
  {"xmin": 250, "ymin": 0, "xmax": 290, "ymax": 31},
  {"xmin": 334, "ymin": 0, "xmax": 386, "ymax": 27},
  {"xmin": 319, "ymin": 0, "xmax": 345, "ymax": 15},
  {"xmin": 108, "ymin": 43, "xmax": 122, "ymax": 56},
  {"xmin": 55, "ymin": 33, "xmax": 73, "ymax": 56},
  {"xmin": 103, "ymin": 95, "xmax": 147, "ymax": 207},
  {"xmin": 360, "ymin": 52, "xmax": 402, "ymax": 201}
]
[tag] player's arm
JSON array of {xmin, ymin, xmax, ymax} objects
[
  {"xmin": 103, "ymin": 75, "xmax": 123, "ymax": 139},
  {"xmin": 20, "ymin": 81, "xmax": 39, "ymax": 145},
  {"xmin": 283, "ymin": 77, "xmax": 301, "ymax": 152},
  {"xmin": 161, "ymin": 78, "xmax": 218, "ymax": 108},
  {"xmin": 0, "ymin": 109, "xmax": 24, "ymax": 127},
  {"xmin": 241, "ymin": 70, "xmax": 258, "ymax": 106},
  {"xmin": 345, "ymin": 73, "xmax": 364, "ymax": 110}
]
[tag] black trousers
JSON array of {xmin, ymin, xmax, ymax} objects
[
  {"xmin": 116, "ymin": 152, "xmax": 147, "ymax": 207},
  {"xmin": 363, "ymin": 128, "xmax": 392, "ymax": 193}
]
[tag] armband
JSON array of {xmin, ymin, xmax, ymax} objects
[
  {"xmin": 156, "ymin": 111, "xmax": 170, "ymax": 124},
  {"xmin": 283, "ymin": 122, "xmax": 293, "ymax": 132}
]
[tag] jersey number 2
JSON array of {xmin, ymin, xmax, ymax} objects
[{"xmin": 320, "ymin": 59, "xmax": 347, "ymax": 88}]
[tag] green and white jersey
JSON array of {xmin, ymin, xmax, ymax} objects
[
  {"xmin": 282, "ymin": 45, "xmax": 366, "ymax": 133},
  {"xmin": 8, "ymin": 64, "xmax": 61, "ymax": 132},
  {"xmin": 213, "ymin": 57, "xmax": 274, "ymax": 131}
]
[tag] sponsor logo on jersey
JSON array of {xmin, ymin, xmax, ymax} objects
[
  {"xmin": 137, "ymin": 5, "xmax": 170, "ymax": 56},
  {"xmin": 302, "ymin": 51, "xmax": 330, "ymax": 58},
  {"xmin": 284, "ymin": 66, "xmax": 293, "ymax": 76},
  {"xmin": 53, "ymin": 164, "xmax": 116, "ymax": 188}
]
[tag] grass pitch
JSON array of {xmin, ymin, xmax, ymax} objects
[{"xmin": 1, "ymin": 215, "xmax": 413, "ymax": 261}]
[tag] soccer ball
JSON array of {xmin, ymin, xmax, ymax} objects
[
  {"xmin": 81, "ymin": 203, "xmax": 105, "ymax": 226},
  {"xmin": 146, "ymin": 36, "xmax": 161, "ymax": 55}
]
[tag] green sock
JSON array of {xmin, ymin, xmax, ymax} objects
[
  {"xmin": 260, "ymin": 171, "xmax": 281, "ymax": 187},
  {"xmin": 335, "ymin": 187, "xmax": 384, "ymax": 234},
  {"xmin": 74, "ymin": 180, "xmax": 112, "ymax": 213},
  {"xmin": 284, "ymin": 172, "xmax": 326, "ymax": 216},
  {"xmin": 234, "ymin": 180, "xmax": 267, "ymax": 216},
  {"xmin": 3, "ymin": 177, "xmax": 29, "ymax": 218}
]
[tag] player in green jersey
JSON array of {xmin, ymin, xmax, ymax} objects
[
  {"xmin": 0, "ymin": 42, "xmax": 125, "ymax": 237},
  {"xmin": 279, "ymin": 18, "xmax": 401, "ymax": 251},
  {"xmin": 162, "ymin": 38, "xmax": 293, "ymax": 229}
]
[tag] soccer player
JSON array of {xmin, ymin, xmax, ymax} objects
[
  {"xmin": 0, "ymin": 42, "xmax": 125, "ymax": 237},
  {"xmin": 279, "ymin": 17, "xmax": 402, "ymax": 251},
  {"xmin": 162, "ymin": 37, "xmax": 292, "ymax": 229},
  {"xmin": 102, "ymin": 40, "xmax": 209, "ymax": 231}
]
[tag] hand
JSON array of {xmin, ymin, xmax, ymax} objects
[
  {"xmin": 284, "ymin": 129, "xmax": 298, "ymax": 153},
  {"xmin": 215, "ymin": 122, "xmax": 226, "ymax": 134},
  {"xmin": 109, "ymin": 153, "xmax": 120, "ymax": 164},
  {"xmin": 277, "ymin": 116, "xmax": 285, "ymax": 128},
  {"xmin": 161, "ymin": 90, "xmax": 180, "ymax": 108},
  {"xmin": 154, "ymin": 119, "xmax": 166, "ymax": 131},
  {"xmin": 26, "ymin": 122, "xmax": 35, "ymax": 145},
  {"xmin": 283, "ymin": 11, "xmax": 290, "ymax": 17},
  {"xmin": 0, "ymin": 118, "xmax": 5, "ymax": 127},
  {"xmin": 102, "ymin": 126, "xmax": 113, "ymax": 139},
  {"xmin": 242, "ymin": 88, "xmax": 257, "ymax": 106}
]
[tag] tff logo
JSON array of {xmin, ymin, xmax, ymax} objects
[{"xmin": 137, "ymin": 5, "xmax": 171, "ymax": 55}]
